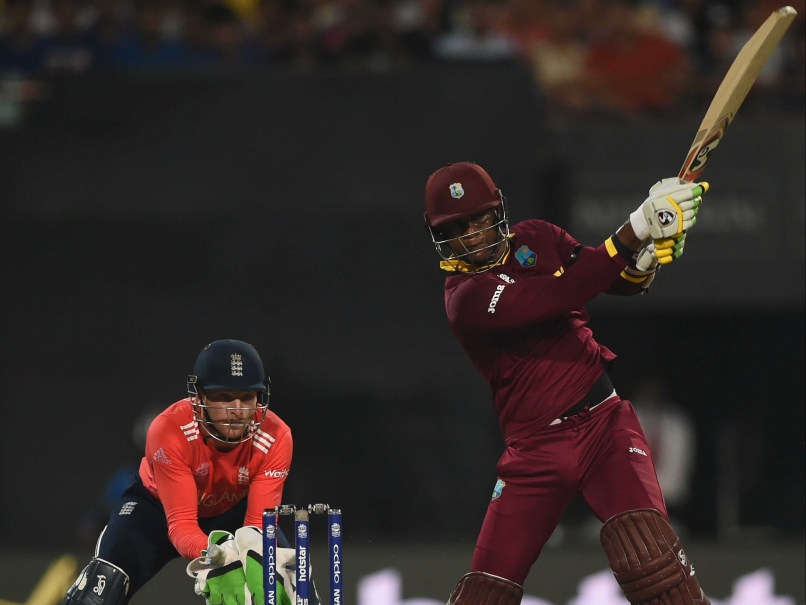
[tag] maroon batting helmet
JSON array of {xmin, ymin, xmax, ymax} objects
[
  {"xmin": 423, "ymin": 162, "xmax": 510, "ymax": 272},
  {"xmin": 424, "ymin": 162, "xmax": 502, "ymax": 227}
]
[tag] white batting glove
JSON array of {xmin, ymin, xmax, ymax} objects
[
  {"xmin": 635, "ymin": 232, "xmax": 688, "ymax": 271},
  {"xmin": 630, "ymin": 178, "xmax": 708, "ymax": 240},
  {"xmin": 634, "ymin": 242, "xmax": 659, "ymax": 273}
]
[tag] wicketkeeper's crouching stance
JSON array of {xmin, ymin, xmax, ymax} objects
[
  {"xmin": 61, "ymin": 340, "xmax": 317, "ymax": 605},
  {"xmin": 421, "ymin": 163, "xmax": 711, "ymax": 605}
]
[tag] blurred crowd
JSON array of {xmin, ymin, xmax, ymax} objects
[{"xmin": 0, "ymin": 0, "xmax": 804, "ymax": 114}]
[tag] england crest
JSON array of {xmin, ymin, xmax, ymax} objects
[{"xmin": 449, "ymin": 183, "xmax": 464, "ymax": 199}]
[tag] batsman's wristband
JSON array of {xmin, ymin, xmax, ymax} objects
[{"xmin": 606, "ymin": 234, "xmax": 635, "ymax": 263}]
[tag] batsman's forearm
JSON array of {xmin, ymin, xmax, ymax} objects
[{"xmin": 615, "ymin": 222, "xmax": 644, "ymax": 251}]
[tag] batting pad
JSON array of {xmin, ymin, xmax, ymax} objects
[
  {"xmin": 600, "ymin": 508, "xmax": 710, "ymax": 605},
  {"xmin": 448, "ymin": 571, "xmax": 523, "ymax": 605}
]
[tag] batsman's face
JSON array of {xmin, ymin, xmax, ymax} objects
[
  {"xmin": 203, "ymin": 390, "xmax": 259, "ymax": 439},
  {"xmin": 442, "ymin": 208, "xmax": 502, "ymax": 265}
]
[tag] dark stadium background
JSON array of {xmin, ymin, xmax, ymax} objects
[{"xmin": 1, "ymin": 0, "xmax": 803, "ymax": 603}]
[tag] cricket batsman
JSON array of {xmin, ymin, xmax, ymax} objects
[
  {"xmin": 61, "ymin": 339, "xmax": 306, "ymax": 605},
  {"xmin": 423, "ymin": 162, "xmax": 711, "ymax": 605}
]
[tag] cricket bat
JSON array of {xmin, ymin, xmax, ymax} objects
[
  {"xmin": 678, "ymin": 6, "xmax": 798, "ymax": 182},
  {"xmin": 637, "ymin": 6, "xmax": 797, "ymax": 270}
]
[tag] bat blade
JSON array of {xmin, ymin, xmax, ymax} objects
[{"xmin": 678, "ymin": 6, "xmax": 797, "ymax": 182}]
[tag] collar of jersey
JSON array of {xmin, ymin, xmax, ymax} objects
[{"xmin": 439, "ymin": 234, "xmax": 515, "ymax": 273}]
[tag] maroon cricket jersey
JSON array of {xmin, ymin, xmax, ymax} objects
[{"xmin": 444, "ymin": 220, "xmax": 628, "ymax": 444}]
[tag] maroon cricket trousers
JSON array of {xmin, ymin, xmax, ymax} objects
[{"xmin": 473, "ymin": 397, "xmax": 668, "ymax": 585}]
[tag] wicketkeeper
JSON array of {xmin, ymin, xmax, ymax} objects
[
  {"xmin": 423, "ymin": 162, "xmax": 711, "ymax": 605},
  {"xmin": 61, "ymin": 339, "xmax": 315, "ymax": 605}
]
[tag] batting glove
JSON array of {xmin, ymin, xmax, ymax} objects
[
  {"xmin": 631, "ymin": 178, "xmax": 708, "ymax": 240},
  {"xmin": 635, "ymin": 232, "xmax": 688, "ymax": 271}
]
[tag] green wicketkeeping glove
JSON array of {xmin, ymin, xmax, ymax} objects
[
  {"xmin": 235, "ymin": 527, "xmax": 293, "ymax": 605},
  {"xmin": 187, "ymin": 530, "xmax": 248, "ymax": 605}
]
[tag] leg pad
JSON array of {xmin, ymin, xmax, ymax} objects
[
  {"xmin": 62, "ymin": 558, "xmax": 129, "ymax": 605},
  {"xmin": 600, "ymin": 508, "xmax": 710, "ymax": 605},
  {"xmin": 448, "ymin": 572, "xmax": 523, "ymax": 605}
]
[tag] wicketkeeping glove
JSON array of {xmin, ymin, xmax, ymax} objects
[
  {"xmin": 186, "ymin": 530, "xmax": 248, "ymax": 605},
  {"xmin": 234, "ymin": 527, "xmax": 293, "ymax": 605},
  {"xmin": 630, "ymin": 178, "xmax": 708, "ymax": 240}
]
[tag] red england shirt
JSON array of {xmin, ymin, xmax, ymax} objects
[
  {"xmin": 139, "ymin": 399, "xmax": 292, "ymax": 559},
  {"xmin": 444, "ymin": 220, "xmax": 627, "ymax": 444}
]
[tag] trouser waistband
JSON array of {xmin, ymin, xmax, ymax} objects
[{"xmin": 549, "ymin": 373, "xmax": 615, "ymax": 426}]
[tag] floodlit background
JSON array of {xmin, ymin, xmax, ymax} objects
[{"xmin": 1, "ymin": 0, "xmax": 804, "ymax": 603}]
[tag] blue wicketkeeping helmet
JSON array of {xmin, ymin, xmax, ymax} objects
[{"xmin": 187, "ymin": 339, "xmax": 270, "ymax": 443}]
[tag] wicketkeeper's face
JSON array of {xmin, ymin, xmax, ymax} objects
[
  {"xmin": 441, "ymin": 208, "xmax": 503, "ymax": 266},
  {"xmin": 202, "ymin": 390, "xmax": 259, "ymax": 440}
]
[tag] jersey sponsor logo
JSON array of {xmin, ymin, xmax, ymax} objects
[
  {"xmin": 498, "ymin": 273, "xmax": 515, "ymax": 284},
  {"xmin": 238, "ymin": 466, "xmax": 250, "ymax": 485},
  {"xmin": 656, "ymin": 209, "xmax": 676, "ymax": 227},
  {"xmin": 449, "ymin": 182, "xmax": 464, "ymax": 199},
  {"xmin": 119, "ymin": 501, "xmax": 137, "ymax": 515},
  {"xmin": 265, "ymin": 468, "xmax": 290, "ymax": 478},
  {"xmin": 629, "ymin": 446, "xmax": 648, "ymax": 456},
  {"xmin": 231, "ymin": 353, "xmax": 243, "ymax": 376},
  {"xmin": 487, "ymin": 284, "xmax": 505, "ymax": 313},
  {"xmin": 515, "ymin": 245, "xmax": 536, "ymax": 267},
  {"xmin": 491, "ymin": 479, "xmax": 506, "ymax": 500},
  {"xmin": 153, "ymin": 447, "xmax": 173, "ymax": 465}
]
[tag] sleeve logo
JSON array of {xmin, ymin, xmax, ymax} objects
[
  {"xmin": 488, "ymin": 284, "xmax": 506, "ymax": 314},
  {"xmin": 153, "ymin": 447, "xmax": 172, "ymax": 465}
]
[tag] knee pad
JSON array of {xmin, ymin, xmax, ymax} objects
[
  {"xmin": 448, "ymin": 572, "xmax": 523, "ymax": 605},
  {"xmin": 62, "ymin": 558, "xmax": 130, "ymax": 605},
  {"xmin": 601, "ymin": 509, "xmax": 710, "ymax": 605}
]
